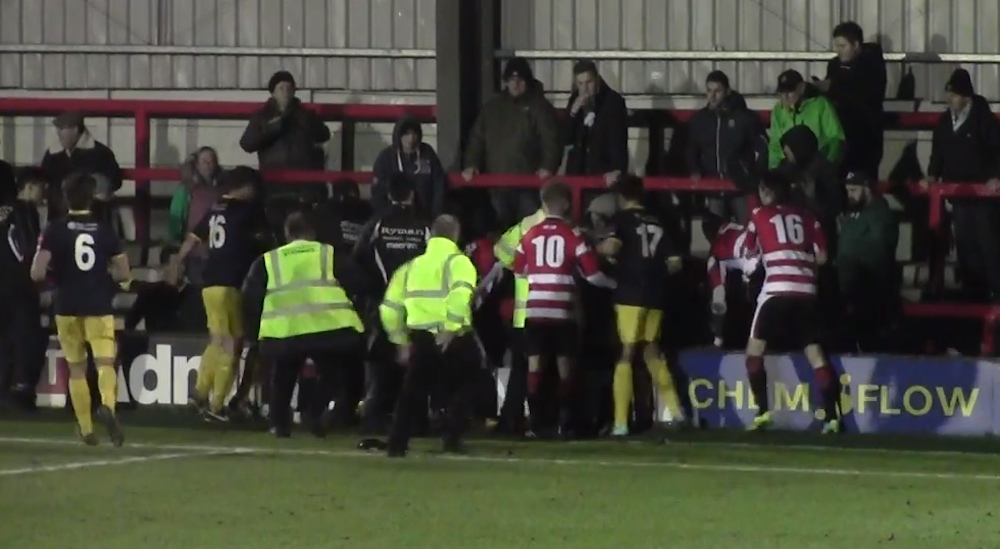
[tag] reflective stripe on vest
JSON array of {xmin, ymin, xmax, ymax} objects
[
  {"xmin": 261, "ymin": 244, "xmax": 354, "ymax": 320},
  {"xmin": 399, "ymin": 252, "xmax": 474, "ymax": 333}
]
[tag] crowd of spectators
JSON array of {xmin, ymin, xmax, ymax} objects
[{"xmin": 2, "ymin": 19, "xmax": 1000, "ymax": 417}]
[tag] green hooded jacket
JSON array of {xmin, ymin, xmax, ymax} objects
[{"xmin": 768, "ymin": 86, "xmax": 845, "ymax": 168}]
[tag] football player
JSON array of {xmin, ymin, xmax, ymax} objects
[
  {"xmin": 31, "ymin": 173, "xmax": 130, "ymax": 446},
  {"xmin": 168, "ymin": 166, "xmax": 268, "ymax": 421},
  {"xmin": 597, "ymin": 175, "xmax": 685, "ymax": 436}
]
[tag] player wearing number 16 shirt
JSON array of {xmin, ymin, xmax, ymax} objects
[
  {"xmin": 598, "ymin": 175, "xmax": 686, "ymax": 436},
  {"xmin": 32, "ymin": 173, "xmax": 131, "ymax": 446},
  {"xmin": 742, "ymin": 171, "xmax": 841, "ymax": 434},
  {"xmin": 170, "ymin": 166, "xmax": 268, "ymax": 421},
  {"xmin": 513, "ymin": 181, "xmax": 615, "ymax": 437}
]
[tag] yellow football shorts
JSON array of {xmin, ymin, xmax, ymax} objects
[
  {"xmin": 55, "ymin": 315, "xmax": 116, "ymax": 363},
  {"xmin": 614, "ymin": 305, "xmax": 663, "ymax": 345},
  {"xmin": 202, "ymin": 286, "xmax": 244, "ymax": 338}
]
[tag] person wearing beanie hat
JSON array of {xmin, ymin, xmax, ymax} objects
[
  {"xmin": 838, "ymin": 170, "xmax": 899, "ymax": 351},
  {"xmin": 240, "ymin": 69, "xmax": 331, "ymax": 198},
  {"xmin": 463, "ymin": 57, "xmax": 562, "ymax": 227},
  {"xmin": 924, "ymin": 66, "xmax": 1000, "ymax": 302}
]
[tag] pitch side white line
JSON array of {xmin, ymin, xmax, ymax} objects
[
  {"xmin": 1, "ymin": 436, "xmax": 998, "ymax": 482},
  {"xmin": 0, "ymin": 449, "xmax": 230, "ymax": 477}
]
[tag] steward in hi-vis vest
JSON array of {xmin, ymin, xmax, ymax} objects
[{"xmin": 242, "ymin": 211, "xmax": 369, "ymax": 438}]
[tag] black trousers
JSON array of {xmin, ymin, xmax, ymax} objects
[
  {"xmin": 265, "ymin": 340, "xmax": 361, "ymax": 432},
  {"xmin": 361, "ymin": 329, "xmax": 406, "ymax": 434},
  {"xmin": 387, "ymin": 331, "xmax": 480, "ymax": 452},
  {"xmin": 0, "ymin": 290, "xmax": 46, "ymax": 402},
  {"xmin": 952, "ymin": 200, "xmax": 1000, "ymax": 301},
  {"xmin": 498, "ymin": 328, "xmax": 528, "ymax": 427}
]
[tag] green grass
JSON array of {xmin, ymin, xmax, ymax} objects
[{"xmin": 2, "ymin": 411, "xmax": 1000, "ymax": 549}]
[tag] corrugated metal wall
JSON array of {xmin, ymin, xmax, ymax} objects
[
  {"xmin": 0, "ymin": 0, "xmax": 437, "ymax": 90},
  {"xmin": 501, "ymin": 0, "xmax": 1000, "ymax": 99}
]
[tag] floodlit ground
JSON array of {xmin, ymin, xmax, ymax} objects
[{"xmin": 2, "ymin": 412, "xmax": 999, "ymax": 549}]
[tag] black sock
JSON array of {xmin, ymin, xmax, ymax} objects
[{"xmin": 745, "ymin": 355, "xmax": 769, "ymax": 414}]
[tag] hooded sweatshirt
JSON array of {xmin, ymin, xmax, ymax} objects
[
  {"xmin": 371, "ymin": 116, "xmax": 448, "ymax": 217},
  {"xmin": 768, "ymin": 84, "xmax": 845, "ymax": 169},
  {"xmin": 778, "ymin": 125, "xmax": 845, "ymax": 221}
]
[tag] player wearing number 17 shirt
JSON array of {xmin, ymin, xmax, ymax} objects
[
  {"xmin": 513, "ymin": 181, "xmax": 615, "ymax": 437},
  {"xmin": 597, "ymin": 175, "xmax": 686, "ymax": 436},
  {"xmin": 742, "ymin": 171, "xmax": 841, "ymax": 434},
  {"xmin": 31, "ymin": 173, "xmax": 131, "ymax": 446},
  {"xmin": 170, "ymin": 166, "xmax": 268, "ymax": 421}
]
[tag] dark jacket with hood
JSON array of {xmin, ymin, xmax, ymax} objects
[
  {"xmin": 371, "ymin": 117, "xmax": 448, "ymax": 216},
  {"xmin": 825, "ymin": 43, "xmax": 888, "ymax": 175},
  {"xmin": 464, "ymin": 83, "xmax": 562, "ymax": 175},
  {"xmin": 239, "ymin": 97, "xmax": 331, "ymax": 171},
  {"xmin": 686, "ymin": 91, "xmax": 767, "ymax": 188},
  {"xmin": 927, "ymin": 95, "xmax": 1000, "ymax": 183},
  {"xmin": 778, "ymin": 124, "xmax": 845, "ymax": 222},
  {"xmin": 0, "ymin": 196, "xmax": 42, "ymax": 293},
  {"xmin": 564, "ymin": 80, "xmax": 629, "ymax": 176}
]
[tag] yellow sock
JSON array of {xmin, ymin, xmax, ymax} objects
[
  {"xmin": 612, "ymin": 362, "xmax": 634, "ymax": 428},
  {"xmin": 68, "ymin": 378, "xmax": 93, "ymax": 435},
  {"xmin": 647, "ymin": 356, "xmax": 684, "ymax": 421},
  {"xmin": 211, "ymin": 350, "xmax": 236, "ymax": 413},
  {"xmin": 195, "ymin": 344, "xmax": 222, "ymax": 399},
  {"xmin": 96, "ymin": 365, "xmax": 117, "ymax": 411}
]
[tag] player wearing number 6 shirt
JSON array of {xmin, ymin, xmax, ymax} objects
[
  {"xmin": 597, "ymin": 175, "xmax": 685, "ymax": 436},
  {"xmin": 169, "ymin": 166, "xmax": 268, "ymax": 421},
  {"xmin": 31, "ymin": 173, "xmax": 131, "ymax": 446},
  {"xmin": 513, "ymin": 181, "xmax": 615, "ymax": 437},
  {"xmin": 742, "ymin": 171, "xmax": 841, "ymax": 434}
]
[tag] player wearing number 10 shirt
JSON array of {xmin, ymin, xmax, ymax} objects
[
  {"xmin": 32, "ymin": 174, "xmax": 130, "ymax": 446},
  {"xmin": 742, "ymin": 171, "xmax": 841, "ymax": 434},
  {"xmin": 599, "ymin": 175, "xmax": 686, "ymax": 436},
  {"xmin": 513, "ymin": 182, "xmax": 615, "ymax": 436},
  {"xmin": 171, "ymin": 166, "xmax": 268, "ymax": 420}
]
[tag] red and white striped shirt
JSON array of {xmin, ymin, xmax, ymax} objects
[
  {"xmin": 513, "ymin": 217, "xmax": 612, "ymax": 321},
  {"xmin": 706, "ymin": 222, "xmax": 748, "ymax": 292},
  {"xmin": 743, "ymin": 204, "xmax": 826, "ymax": 297}
]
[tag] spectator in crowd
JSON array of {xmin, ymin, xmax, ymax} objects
[
  {"xmin": 168, "ymin": 148, "xmax": 222, "ymax": 285},
  {"xmin": 0, "ymin": 155, "xmax": 15, "ymax": 204},
  {"xmin": 168, "ymin": 147, "xmax": 222, "ymax": 244},
  {"xmin": 778, "ymin": 125, "xmax": 845, "ymax": 227},
  {"xmin": 838, "ymin": 172, "xmax": 899, "ymax": 351},
  {"xmin": 0, "ymin": 168, "xmax": 48, "ymax": 410},
  {"xmin": 819, "ymin": 22, "xmax": 888, "ymax": 178},
  {"xmin": 371, "ymin": 115, "xmax": 448, "ymax": 217},
  {"xmin": 40, "ymin": 112, "xmax": 122, "ymax": 220},
  {"xmin": 768, "ymin": 70, "xmax": 845, "ymax": 170},
  {"xmin": 239, "ymin": 70, "xmax": 331, "ymax": 199},
  {"xmin": 687, "ymin": 70, "xmax": 768, "ymax": 223},
  {"xmin": 463, "ymin": 57, "xmax": 562, "ymax": 227},
  {"xmin": 564, "ymin": 60, "xmax": 629, "ymax": 184},
  {"xmin": 923, "ymin": 68, "xmax": 1000, "ymax": 302}
]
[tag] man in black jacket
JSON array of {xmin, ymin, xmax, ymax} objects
[
  {"xmin": 313, "ymin": 178, "xmax": 373, "ymax": 256},
  {"xmin": 923, "ymin": 69, "xmax": 1000, "ymax": 302},
  {"xmin": 239, "ymin": 70, "xmax": 331, "ymax": 199},
  {"xmin": 0, "ymin": 168, "xmax": 48, "ymax": 410},
  {"xmin": 565, "ymin": 60, "xmax": 629, "ymax": 184},
  {"xmin": 686, "ymin": 71, "xmax": 767, "ymax": 223},
  {"xmin": 0, "ymin": 157, "xmax": 15, "ymax": 204},
  {"xmin": 40, "ymin": 112, "xmax": 122, "ymax": 221},
  {"xmin": 352, "ymin": 174, "xmax": 430, "ymax": 437},
  {"xmin": 820, "ymin": 22, "xmax": 888, "ymax": 178},
  {"xmin": 371, "ymin": 116, "xmax": 448, "ymax": 217}
]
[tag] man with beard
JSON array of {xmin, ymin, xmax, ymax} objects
[{"xmin": 838, "ymin": 172, "xmax": 899, "ymax": 351}]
